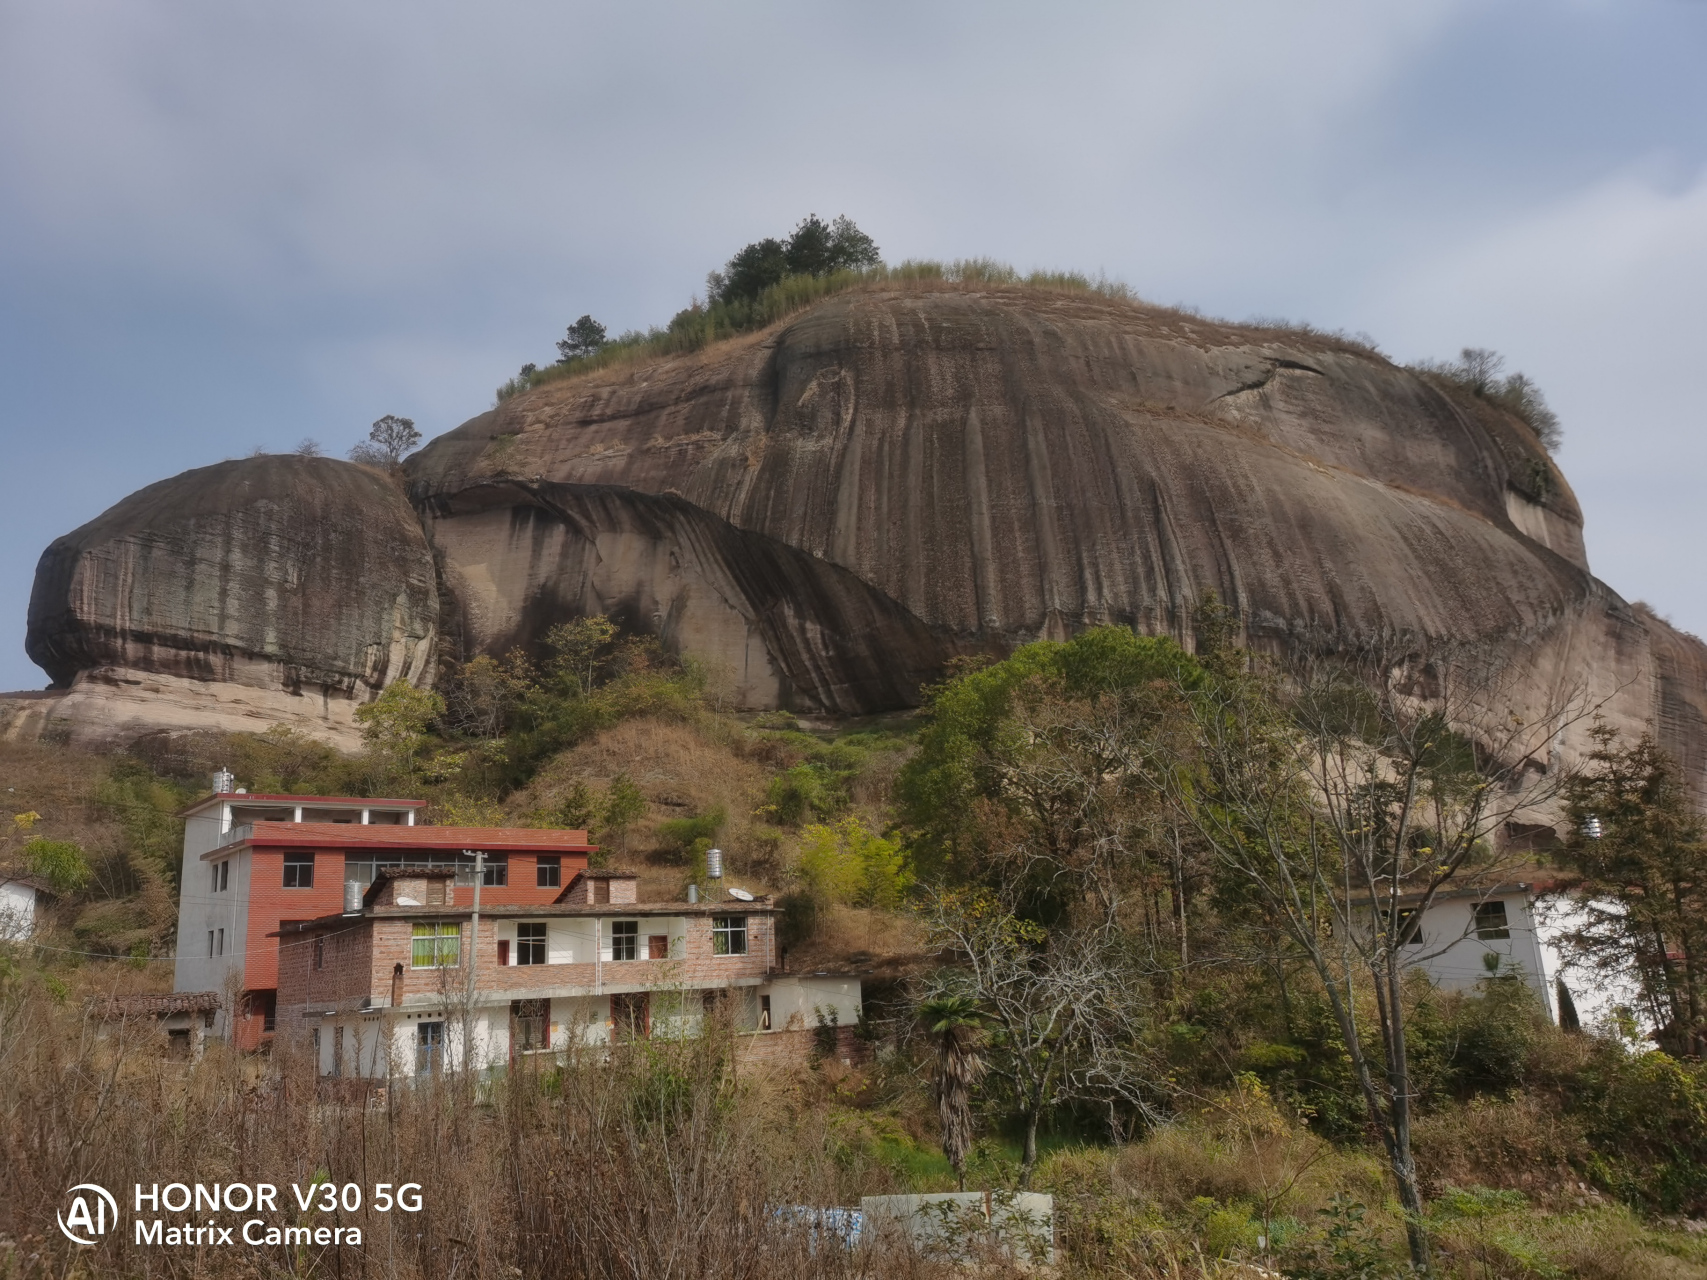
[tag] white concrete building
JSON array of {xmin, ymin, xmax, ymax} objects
[
  {"xmin": 0, "ymin": 875, "xmax": 49, "ymax": 941},
  {"xmin": 1391, "ymin": 882, "xmax": 1557, "ymax": 1020}
]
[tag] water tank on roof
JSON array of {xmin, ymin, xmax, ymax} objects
[
  {"xmin": 212, "ymin": 769, "xmax": 235, "ymax": 795},
  {"xmin": 344, "ymin": 880, "xmax": 362, "ymax": 914}
]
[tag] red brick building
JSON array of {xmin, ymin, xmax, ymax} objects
[
  {"xmin": 173, "ymin": 786, "xmax": 590, "ymax": 1049},
  {"xmin": 274, "ymin": 868, "xmax": 863, "ymax": 1074}
]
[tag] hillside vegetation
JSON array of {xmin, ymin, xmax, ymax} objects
[{"xmin": 6, "ymin": 615, "xmax": 1707, "ymax": 1278}]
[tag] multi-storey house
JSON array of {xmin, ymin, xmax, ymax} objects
[
  {"xmin": 173, "ymin": 778, "xmax": 592, "ymax": 1048},
  {"xmin": 274, "ymin": 868, "xmax": 863, "ymax": 1074}
]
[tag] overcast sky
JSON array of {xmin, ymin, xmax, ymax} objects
[{"xmin": 2, "ymin": 0, "xmax": 1703, "ymax": 692}]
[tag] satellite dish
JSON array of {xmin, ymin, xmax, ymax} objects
[
  {"xmin": 726, "ymin": 887, "xmax": 754, "ymax": 902},
  {"xmin": 395, "ymin": 896, "xmax": 422, "ymax": 906}
]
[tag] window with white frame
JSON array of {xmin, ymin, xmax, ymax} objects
[
  {"xmin": 610, "ymin": 920, "xmax": 638, "ymax": 961},
  {"xmin": 712, "ymin": 916, "xmax": 748, "ymax": 956}
]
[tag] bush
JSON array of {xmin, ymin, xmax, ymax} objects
[
  {"xmin": 797, "ymin": 818, "xmax": 912, "ymax": 909},
  {"xmin": 21, "ymin": 838, "xmax": 90, "ymax": 896},
  {"xmin": 655, "ymin": 806, "xmax": 726, "ymax": 862}
]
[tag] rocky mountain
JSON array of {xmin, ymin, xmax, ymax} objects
[
  {"xmin": 16, "ymin": 456, "xmax": 437, "ymax": 750},
  {"xmin": 12, "ymin": 283, "xmax": 1706, "ymax": 795}
]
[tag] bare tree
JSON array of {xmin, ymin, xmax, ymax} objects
[
  {"xmin": 918, "ymin": 888, "xmax": 1160, "ymax": 1186},
  {"xmin": 1158, "ymin": 643, "xmax": 1594, "ymax": 1270}
]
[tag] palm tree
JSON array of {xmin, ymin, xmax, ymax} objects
[{"xmin": 920, "ymin": 994, "xmax": 984, "ymax": 1190}]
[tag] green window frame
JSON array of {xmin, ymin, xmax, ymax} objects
[{"xmin": 411, "ymin": 922, "xmax": 461, "ymax": 968}]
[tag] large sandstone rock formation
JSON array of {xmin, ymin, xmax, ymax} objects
[
  {"xmin": 16, "ymin": 283, "xmax": 1706, "ymax": 799},
  {"xmin": 21, "ymin": 456, "xmax": 437, "ymax": 749}
]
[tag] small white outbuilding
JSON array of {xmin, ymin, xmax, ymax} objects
[{"xmin": 0, "ymin": 875, "xmax": 50, "ymax": 942}]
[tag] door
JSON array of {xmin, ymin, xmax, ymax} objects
[
  {"xmin": 416, "ymin": 1021, "xmax": 444, "ymax": 1075},
  {"xmin": 610, "ymin": 992, "xmax": 649, "ymax": 1040}
]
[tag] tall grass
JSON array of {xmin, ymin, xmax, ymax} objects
[
  {"xmin": 0, "ymin": 982, "xmax": 940, "ymax": 1279},
  {"xmin": 496, "ymin": 260, "xmax": 1140, "ymax": 403}
]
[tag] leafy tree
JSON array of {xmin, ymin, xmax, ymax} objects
[
  {"xmin": 707, "ymin": 214, "xmax": 881, "ymax": 306},
  {"xmin": 556, "ymin": 315, "xmax": 608, "ymax": 363},
  {"xmin": 919, "ymin": 993, "xmax": 984, "ymax": 1190},
  {"xmin": 555, "ymin": 781, "xmax": 599, "ymax": 832},
  {"xmin": 355, "ymin": 679, "xmax": 445, "ymax": 786},
  {"xmin": 544, "ymin": 615, "xmax": 621, "ymax": 698},
  {"xmin": 896, "ymin": 626, "xmax": 1203, "ymax": 896},
  {"xmin": 1560, "ymin": 725, "xmax": 1707, "ymax": 1054},
  {"xmin": 798, "ymin": 817, "xmax": 912, "ymax": 909},
  {"xmin": 350, "ymin": 414, "xmax": 422, "ymax": 469},
  {"xmin": 782, "ymin": 214, "xmax": 880, "ymax": 279},
  {"xmin": 600, "ymin": 772, "xmax": 647, "ymax": 853}
]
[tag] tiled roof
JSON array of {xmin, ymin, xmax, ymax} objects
[{"xmin": 96, "ymin": 991, "xmax": 222, "ymax": 1018}]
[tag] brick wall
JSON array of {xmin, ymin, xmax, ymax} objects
[
  {"xmin": 278, "ymin": 911, "xmax": 779, "ymax": 1027},
  {"xmin": 733, "ymin": 1024, "xmax": 868, "ymax": 1069}
]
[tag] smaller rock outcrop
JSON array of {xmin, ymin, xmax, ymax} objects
[{"xmin": 24, "ymin": 456, "xmax": 438, "ymax": 748}]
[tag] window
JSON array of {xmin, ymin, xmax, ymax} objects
[
  {"xmin": 216, "ymin": 928, "xmax": 225, "ymax": 956},
  {"xmin": 312, "ymin": 1028, "xmax": 321, "ymax": 1072},
  {"xmin": 1390, "ymin": 909, "xmax": 1423, "ymax": 947},
  {"xmin": 648, "ymin": 934, "xmax": 668, "ymax": 960},
  {"xmin": 482, "ymin": 860, "xmax": 508, "ymax": 887},
  {"xmin": 416, "ymin": 1021, "xmax": 443, "ymax": 1074},
  {"xmin": 760, "ymin": 994, "xmax": 772, "ymax": 1031},
  {"xmin": 411, "ymin": 922, "xmax": 462, "ymax": 968},
  {"xmin": 512, "ymin": 999, "xmax": 548, "ymax": 1053},
  {"xmin": 611, "ymin": 920, "xmax": 638, "ymax": 961},
  {"xmin": 537, "ymin": 857, "xmax": 561, "ymax": 888},
  {"xmin": 219, "ymin": 860, "xmax": 229, "ymax": 892},
  {"xmin": 313, "ymin": 937, "xmax": 325, "ymax": 970},
  {"xmin": 210, "ymin": 865, "xmax": 219, "ymax": 894},
  {"xmin": 283, "ymin": 853, "xmax": 315, "ymax": 888},
  {"xmin": 712, "ymin": 916, "xmax": 748, "ymax": 956},
  {"xmin": 516, "ymin": 922, "xmax": 547, "ymax": 966},
  {"xmin": 1475, "ymin": 901, "xmax": 1511, "ymax": 940},
  {"xmin": 262, "ymin": 993, "xmax": 276, "ymax": 1033},
  {"xmin": 207, "ymin": 930, "xmax": 214, "ymax": 958}
]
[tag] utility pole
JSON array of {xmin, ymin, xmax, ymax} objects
[{"xmin": 463, "ymin": 850, "xmax": 483, "ymax": 1077}]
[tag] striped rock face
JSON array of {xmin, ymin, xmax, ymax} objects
[
  {"xmin": 405, "ymin": 285, "xmax": 1703, "ymax": 796},
  {"xmin": 24, "ymin": 455, "xmax": 438, "ymax": 749},
  {"xmin": 19, "ymin": 284, "xmax": 1706, "ymax": 802}
]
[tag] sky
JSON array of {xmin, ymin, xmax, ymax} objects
[{"xmin": 1, "ymin": 0, "xmax": 1704, "ymax": 692}]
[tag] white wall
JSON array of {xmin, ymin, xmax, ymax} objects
[
  {"xmin": 764, "ymin": 975, "xmax": 862, "ymax": 1033},
  {"xmin": 173, "ymin": 846, "xmax": 251, "ymax": 1033},
  {"xmin": 0, "ymin": 881, "xmax": 37, "ymax": 941},
  {"xmin": 1406, "ymin": 892, "xmax": 1554, "ymax": 1019}
]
